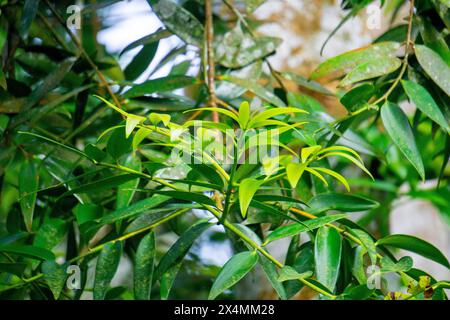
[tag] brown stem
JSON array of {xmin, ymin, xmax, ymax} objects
[{"xmin": 205, "ymin": 0, "xmax": 219, "ymax": 122}]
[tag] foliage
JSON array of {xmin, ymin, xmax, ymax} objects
[{"xmin": 0, "ymin": 0, "xmax": 449, "ymax": 300}]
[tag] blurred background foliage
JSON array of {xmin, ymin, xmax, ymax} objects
[{"xmin": 0, "ymin": 0, "xmax": 449, "ymax": 300}]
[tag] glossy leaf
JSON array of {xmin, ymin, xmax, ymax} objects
[
  {"xmin": 208, "ymin": 251, "xmax": 259, "ymax": 300},
  {"xmin": 116, "ymin": 154, "xmax": 141, "ymax": 209},
  {"xmin": 19, "ymin": 158, "xmax": 39, "ymax": 232},
  {"xmin": 376, "ymin": 234, "xmax": 450, "ymax": 268},
  {"xmin": 239, "ymin": 178, "xmax": 264, "ymax": 218},
  {"xmin": 124, "ymin": 76, "xmax": 197, "ymax": 99},
  {"xmin": 401, "ymin": 80, "xmax": 449, "ymax": 132},
  {"xmin": 134, "ymin": 232, "xmax": 156, "ymax": 300},
  {"xmin": 308, "ymin": 193, "xmax": 379, "ymax": 214},
  {"xmin": 93, "ymin": 242, "xmax": 122, "ymax": 300},
  {"xmin": 415, "ymin": 45, "xmax": 450, "ymax": 96},
  {"xmin": 314, "ymin": 226, "xmax": 342, "ymax": 293},
  {"xmin": 0, "ymin": 244, "xmax": 54, "ymax": 261},
  {"xmin": 380, "ymin": 102, "xmax": 425, "ymax": 180},
  {"xmin": 265, "ymin": 214, "xmax": 348, "ymax": 244}
]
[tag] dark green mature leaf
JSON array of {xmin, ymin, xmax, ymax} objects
[
  {"xmin": 160, "ymin": 262, "xmax": 181, "ymax": 300},
  {"xmin": 381, "ymin": 102, "xmax": 425, "ymax": 180},
  {"xmin": 0, "ymin": 262, "xmax": 27, "ymax": 277},
  {"xmin": 124, "ymin": 75, "xmax": 197, "ymax": 99},
  {"xmin": 134, "ymin": 232, "xmax": 156, "ymax": 300},
  {"xmin": 376, "ymin": 234, "xmax": 450, "ymax": 268},
  {"xmin": 0, "ymin": 244, "xmax": 55, "ymax": 261},
  {"xmin": 265, "ymin": 214, "xmax": 348, "ymax": 244},
  {"xmin": 150, "ymin": 0, "xmax": 204, "ymax": 46},
  {"xmin": 402, "ymin": 80, "xmax": 449, "ymax": 132},
  {"xmin": 308, "ymin": 193, "xmax": 379, "ymax": 214},
  {"xmin": 284, "ymin": 242, "xmax": 315, "ymax": 298},
  {"xmin": 42, "ymin": 261, "xmax": 68, "ymax": 300},
  {"xmin": 314, "ymin": 226, "xmax": 342, "ymax": 293},
  {"xmin": 339, "ymin": 57, "xmax": 401, "ymax": 87},
  {"xmin": 155, "ymin": 221, "xmax": 212, "ymax": 280},
  {"xmin": 340, "ymin": 83, "xmax": 375, "ymax": 112},
  {"xmin": 124, "ymin": 42, "xmax": 159, "ymax": 81},
  {"xmin": 100, "ymin": 194, "xmax": 170, "ymax": 225},
  {"xmin": 415, "ymin": 45, "xmax": 450, "ymax": 96},
  {"xmin": 19, "ymin": 0, "xmax": 40, "ymax": 37},
  {"xmin": 120, "ymin": 28, "xmax": 171, "ymax": 56},
  {"xmin": 19, "ymin": 158, "xmax": 39, "ymax": 232},
  {"xmin": 94, "ymin": 242, "xmax": 122, "ymax": 300},
  {"xmin": 60, "ymin": 174, "xmax": 140, "ymax": 198},
  {"xmin": 208, "ymin": 251, "xmax": 259, "ymax": 300},
  {"xmin": 34, "ymin": 218, "xmax": 67, "ymax": 250}
]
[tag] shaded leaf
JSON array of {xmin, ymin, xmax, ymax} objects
[
  {"xmin": 94, "ymin": 242, "xmax": 122, "ymax": 300},
  {"xmin": 42, "ymin": 261, "xmax": 68, "ymax": 300},
  {"xmin": 415, "ymin": 45, "xmax": 450, "ymax": 96},
  {"xmin": 134, "ymin": 232, "xmax": 156, "ymax": 300}
]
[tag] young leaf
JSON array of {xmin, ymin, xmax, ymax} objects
[
  {"xmin": 239, "ymin": 178, "xmax": 264, "ymax": 218},
  {"xmin": 42, "ymin": 261, "xmax": 68, "ymax": 300},
  {"xmin": 238, "ymin": 101, "xmax": 251, "ymax": 129},
  {"xmin": 208, "ymin": 251, "xmax": 259, "ymax": 300},
  {"xmin": 116, "ymin": 154, "xmax": 141, "ymax": 209},
  {"xmin": 314, "ymin": 226, "xmax": 342, "ymax": 293},
  {"xmin": 265, "ymin": 214, "xmax": 348, "ymax": 244},
  {"xmin": 134, "ymin": 232, "xmax": 156, "ymax": 300},
  {"xmin": 376, "ymin": 234, "xmax": 450, "ymax": 268},
  {"xmin": 415, "ymin": 45, "xmax": 450, "ymax": 96},
  {"xmin": 19, "ymin": 158, "xmax": 39, "ymax": 232},
  {"xmin": 380, "ymin": 102, "xmax": 425, "ymax": 180},
  {"xmin": 310, "ymin": 167, "xmax": 350, "ymax": 191},
  {"xmin": 401, "ymin": 80, "xmax": 450, "ymax": 132},
  {"xmin": 286, "ymin": 163, "xmax": 306, "ymax": 188},
  {"xmin": 125, "ymin": 115, "xmax": 146, "ymax": 138},
  {"xmin": 380, "ymin": 256, "xmax": 413, "ymax": 273},
  {"xmin": 94, "ymin": 242, "xmax": 122, "ymax": 300}
]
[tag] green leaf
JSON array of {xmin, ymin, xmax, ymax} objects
[
  {"xmin": 221, "ymin": 75, "xmax": 286, "ymax": 107},
  {"xmin": 340, "ymin": 84, "xmax": 375, "ymax": 112},
  {"xmin": 42, "ymin": 261, "xmax": 68, "ymax": 300},
  {"xmin": 277, "ymin": 266, "xmax": 313, "ymax": 282},
  {"xmin": 265, "ymin": 214, "xmax": 348, "ymax": 244},
  {"xmin": 401, "ymin": 80, "xmax": 450, "ymax": 132},
  {"xmin": 239, "ymin": 178, "xmax": 264, "ymax": 218},
  {"xmin": 160, "ymin": 262, "xmax": 181, "ymax": 300},
  {"xmin": 116, "ymin": 154, "xmax": 141, "ymax": 209},
  {"xmin": 308, "ymin": 193, "xmax": 379, "ymax": 214},
  {"xmin": 120, "ymin": 28, "xmax": 171, "ymax": 56},
  {"xmin": 351, "ymin": 229, "xmax": 377, "ymax": 265},
  {"xmin": 151, "ymin": 0, "xmax": 204, "ymax": 46},
  {"xmin": 125, "ymin": 115, "xmax": 146, "ymax": 138},
  {"xmin": 339, "ymin": 58, "xmax": 401, "ymax": 87},
  {"xmin": 34, "ymin": 218, "xmax": 67, "ymax": 250},
  {"xmin": 19, "ymin": 0, "xmax": 40, "ymax": 37},
  {"xmin": 154, "ymin": 222, "xmax": 212, "ymax": 280},
  {"xmin": 216, "ymin": 24, "xmax": 281, "ymax": 68},
  {"xmin": 124, "ymin": 42, "xmax": 159, "ymax": 81},
  {"xmin": 281, "ymin": 72, "xmax": 333, "ymax": 95},
  {"xmin": 149, "ymin": 113, "xmax": 171, "ymax": 126},
  {"xmin": 380, "ymin": 256, "xmax": 413, "ymax": 273},
  {"xmin": 94, "ymin": 242, "xmax": 122, "ymax": 300},
  {"xmin": 380, "ymin": 102, "xmax": 425, "ymax": 180},
  {"xmin": 309, "ymin": 167, "xmax": 350, "ymax": 192},
  {"xmin": 248, "ymin": 107, "xmax": 307, "ymax": 128},
  {"xmin": 106, "ymin": 128, "xmax": 132, "ymax": 159},
  {"xmin": 284, "ymin": 242, "xmax": 315, "ymax": 298},
  {"xmin": 238, "ymin": 101, "xmax": 251, "ymax": 129},
  {"xmin": 415, "ymin": 45, "xmax": 450, "ymax": 96},
  {"xmin": 0, "ymin": 244, "xmax": 55, "ymax": 261},
  {"xmin": 124, "ymin": 75, "xmax": 197, "ymax": 99},
  {"xmin": 286, "ymin": 163, "xmax": 307, "ymax": 188},
  {"xmin": 134, "ymin": 232, "xmax": 156, "ymax": 300},
  {"xmin": 376, "ymin": 234, "xmax": 450, "ymax": 268},
  {"xmin": 311, "ymin": 42, "xmax": 401, "ymax": 80},
  {"xmin": 0, "ymin": 262, "xmax": 27, "ymax": 277},
  {"xmin": 208, "ymin": 251, "xmax": 259, "ymax": 300},
  {"xmin": 314, "ymin": 226, "xmax": 342, "ymax": 293},
  {"xmin": 60, "ymin": 174, "xmax": 140, "ymax": 198},
  {"xmin": 19, "ymin": 158, "xmax": 39, "ymax": 232}
]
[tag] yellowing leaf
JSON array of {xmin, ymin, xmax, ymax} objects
[
  {"xmin": 311, "ymin": 167, "xmax": 350, "ymax": 191},
  {"xmin": 301, "ymin": 145, "xmax": 322, "ymax": 163},
  {"xmin": 126, "ymin": 114, "xmax": 146, "ymax": 138},
  {"xmin": 286, "ymin": 163, "xmax": 307, "ymax": 188}
]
